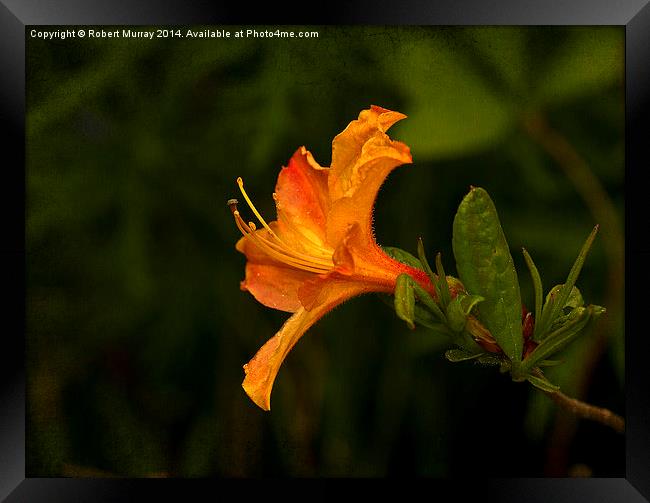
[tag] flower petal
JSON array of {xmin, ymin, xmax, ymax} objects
[
  {"xmin": 236, "ymin": 233, "xmax": 314, "ymax": 312},
  {"xmin": 326, "ymin": 106, "xmax": 412, "ymax": 247},
  {"xmin": 242, "ymin": 281, "xmax": 367, "ymax": 410},
  {"xmin": 329, "ymin": 106, "xmax": 409, "ymax": 199},
  {"xmin": 274, "ymin": 147, "xmax": 330, "ymax": 255}
]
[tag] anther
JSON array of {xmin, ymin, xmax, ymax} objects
[{"xmin": 230, "ymin": 175, "xmax": 335, "ymax": 274}]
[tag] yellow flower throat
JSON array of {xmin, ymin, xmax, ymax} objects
[{"xmin": 229, "ymin": 177, "xmax": 334, "ymax": 274}]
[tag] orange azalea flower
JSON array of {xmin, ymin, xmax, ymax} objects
[{"xmin": 230, "ymin": 106, "xmax": 436, "ymax": 411}]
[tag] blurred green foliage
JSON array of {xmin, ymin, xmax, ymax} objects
[{"xmin": 27, "ymin": 26, "xmax": 624, "ymax": 477}]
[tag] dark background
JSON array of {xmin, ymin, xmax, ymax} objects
[{"xmin": 26, "ymin": 25, "xmax": 624, "ymax": 477}]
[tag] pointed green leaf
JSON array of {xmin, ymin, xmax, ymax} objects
[
  {"xmin": 394, "ymin": 274, "xmax": 416, "ymax": 329},
  {"xmin": 538, "ymin": 359, "xmax": 564, "ymax": 367},
  {"xmin": 564, "ymin": 286, "xmax": 585, "ymax": 309},
  {"xmin": 446, "ymin": 298, "xmax": 468, "ymax": 333},
  {"xmin": 477, "ymin": 353, "xmax": 505, "ymax": 366},
  {"xmin": 452, "ymin": 187, "xmax": 523, "ymax": 364},
  {"xmin": 414, "ymin": 304, "xmax": 451, "ymax": 335},
  {"xmin": 543, "ymin": 286, "xmax": 586, "ymax": 334},
  {"xmin": 522, "ymin": 306, "xmax": 594, "ymax": 373},
  {"xmin": 459, "ymin": 294, "xmax": 485, "ymax": 316},
  {"xmin": 522, "ymin": 247, "xmax": 543, "ymax": 329},
  {"xmin": 409, "ymin": 275, "xmax": 446, "ymax": 323},
  {"xmin": 434, "ymin": 252, "xmax": 452, "ymax": 308},
  {"xmin": 538, "ymin": 285, "xmax": 585, "ymax": 334},
  {"xmin": 416, "ymin": 238, "xmax": 437, "ymax": 285},
  {"xmin": 393, "ymin": 272, "xmax": 447, "ymax": 328},
  {"xmin": 445, "ymin": 349, "xmax": 485, "ymax": 363},
  {"xmin": 527, "ymin": 374, "xmax": 561, "ymax": 393},
  {"xmin": 536, "ymin": 225, "xmax": 598, "ymax": 338},
  {"xmin": 382, "ymin": 246, "xmax": 424, "ymax": 271},
  {"xmin": 544, "ymin": 284, "xmax": 584, "ymax": 311}
]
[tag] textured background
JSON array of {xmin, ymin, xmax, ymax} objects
[{"xmin": 26, "ymin": 26, "xmax": 624, "ymax": 477}]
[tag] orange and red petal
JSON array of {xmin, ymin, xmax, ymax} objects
[
  {"xmin": 328, "ymin": 105, "xmax": 410, "ymax": 200},
  {"xmin": 236, "ymin": 233, "xmax": 313, "ymax": 312},
  {"xmin": 274, "ymin": 147, "xmax": 330, "ymax": 251},
  {"xmin": 326, "ymin": 151, "xmax": 411, "ymax": 248},
  {"xmin": 242, "ymin": 281, "xmax": 368, "ymax": 410},
  {"xmin": 241, "ymin": 262, "xmax": 313, "ymax": 312},
  {"xmin": 329, "ymin": 106, "xmax": 408, "ymax": 202},
  {"xmin": 326, "ymin": 108, "xmax": 412, "ymax": 248}
]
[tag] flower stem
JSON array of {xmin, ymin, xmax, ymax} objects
[
  {"xmin": 532, "ymin": 369, "xmax": 624, "ymax": 433},
  {"xmin": 542, "ymin": 388, "xmax": 625, "ymax": 433}
]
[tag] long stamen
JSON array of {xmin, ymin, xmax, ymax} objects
[
  {"xmin": 237, "ymin": 177, "xmax": 333, "ymax": 266},
  {"xmin": 246, "ymin": 221, "xmax": 333, "ymax": 268},
  {"xmin": 244, "ymin": 221, "xmax": 331, "ymax": 274},
  {"xmin": 229, "ymin": 199, "xmax": 333, "ymax": 274},
  {"xmin": 232, "ymin": 182, "xmax": 334, "ymax": 267},
  {"xmin": 237, "ymin": 177, "xmax": 282, "ymax": 241}
]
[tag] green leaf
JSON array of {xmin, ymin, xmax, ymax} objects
[
  {"xmin": 416, "ymin": 238, "xmax": 437, "ymax": 285},
  {"xmin": 410, "ymin": 276, "xmax": 447, "ymax": 323},
  {"xmin": 544, "ymin": 283, "xmax": 584, "ymax": 310},
  {"xmin": 527, "ymin": 374, "xmax": 561, "ymax": 393},
  {"xmin": 435, "ymin": 252, "xmax": 452, "ymax": 308},
  {"xmin": 545, "ymin": 286, "xmax": 586, "ymax": 334},
  {"xmin": 535, "ymin": 225, "xmax": 598, "ymax": 339},
  {"xmin": 382, "ymin": 246, "xmax": 423, "ymax": 271},
  {"xmin": 538, "ymin": 359, "xmax": 564, "ymax": 367},
  {"xmin": 452, "ymin": 187, "xmax": 524, "ymax": 366},
  {"xmin": 459, "ymin": 294, "xmax": 485, "ymax": 316},
  {"xmin": 477, "ymin": 354, "xmax": 505, "ymax": 366},
  {"xmin": 445, "ymin": 298, "xmax": 468, "ymax": 333},
  {"xmin": 522, "ymin": 247, "xmax": 543, "ymax": 329},
  {"xmin": 565, "ymin": 286, "xmax": 585, "ymax": 309},
  {"xmin": 413, "ymin": 305, "xmax": 451, "ymax": 335},
  {"xmin": 522, "ymin": 305, "xmax": 597, "ymax": 373},
  {"xmin": 552, "ymin": 285, "xmax": 585, "ymax": 311},
  {"xmin": 445, "ymin": 349, "xmax": 485, "ymax": 363},
  {"xmin": 394, "ymin": 274, "xmax": 416, "ymax": 329},
  {"xmin": 394, "ymin": 272, "xmax": 447, "ymax": 327}
]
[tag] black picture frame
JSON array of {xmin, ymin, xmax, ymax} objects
[{"xmin": 2, "ymin": 1, "xmax": 649, "ymax": 501}]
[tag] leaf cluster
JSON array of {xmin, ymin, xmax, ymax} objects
[{"xmin": 388, "ymin": 187, "xmax": 604, "ymax": 393}]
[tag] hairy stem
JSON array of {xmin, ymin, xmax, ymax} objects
[
  {"xmin": 532, "ymin": 368, "xmax": 624, "ymax": 433},
  {"xmin": 543, "ymin": 388, "xmax": 625, "ymax": 433}
]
